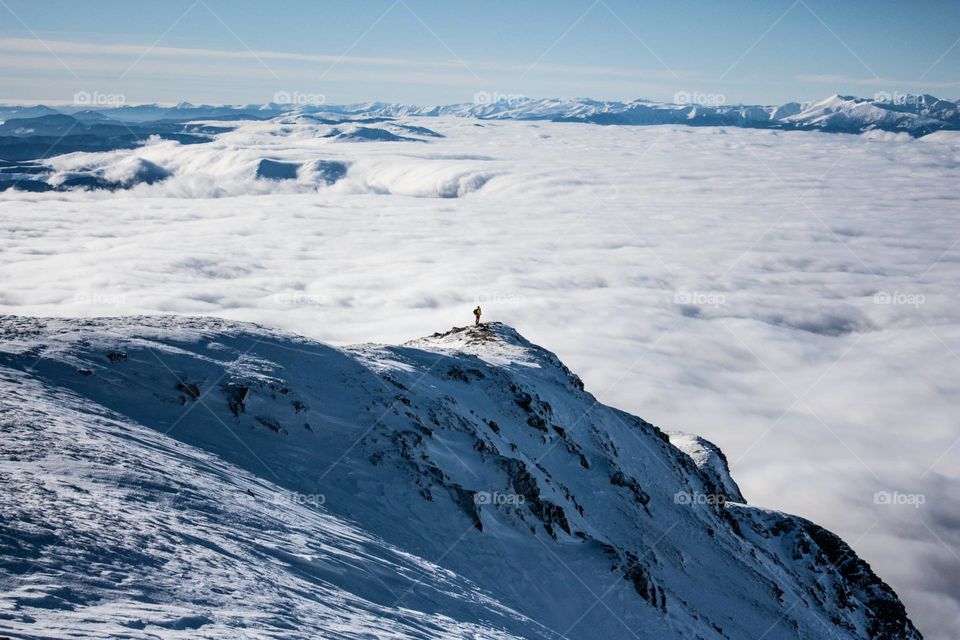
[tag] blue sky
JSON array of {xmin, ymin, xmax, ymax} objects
[{"xmin": 0, "ymin": 0, "xmax": 957, "ymax": 105}]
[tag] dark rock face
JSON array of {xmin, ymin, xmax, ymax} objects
[
  {"xmin": 223, "ymin": 383, "xmax": 249, "ymax": 416},
  {"xmin": 610, "ymin": 469, "xmax": 651, "ymax": 507},
  {"xmin": 801, "ymin": 523, "xmax": 919, "ymax": 640},
  {"xmin": 175, "ymin": 381, "xmax": 200, "ymax": 401}
]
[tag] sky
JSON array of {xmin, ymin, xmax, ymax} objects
[{"xmin": 0, "ymin": 0, "xmax": 958, "ymax": 106}]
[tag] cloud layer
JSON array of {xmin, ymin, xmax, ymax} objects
[{"xmin": 1, "ymin": 118, "xmax": 958, "ymax": 638}]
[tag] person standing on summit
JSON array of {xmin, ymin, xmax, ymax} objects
[{"xmin": 473, "ymin": 306, "xmax": 482, "ymax": 326}]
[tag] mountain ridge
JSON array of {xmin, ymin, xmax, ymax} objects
[
  {"xmin": 2, "ymin": 93, "xmax": 957, "ymax": 136},
  {"xmin": 0, "ymin": 315, "xmax": 921, "ymax": 638}
]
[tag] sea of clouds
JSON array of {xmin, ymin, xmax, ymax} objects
[{"xmin": 1, "ymin": 117, "xmax": 958, "ymax": 638}]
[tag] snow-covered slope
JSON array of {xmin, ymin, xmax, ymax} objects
[
  {"xmin": 0, "ymin": 316, "xmax": 920, "ymax": 639},
  {"xmin": 778, "ymin": 94, "xmax": 956, "ymax": 135}
]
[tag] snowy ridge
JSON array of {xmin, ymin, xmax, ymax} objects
[
  {"xmin": 4, "ymin": 93, "xmax": 957, "ymax": 135},
  {"xmin": 347, "ymin": 93, "xmax": 959, "ymax": 135},
  {"xmin": 666, "ymin": 431, "xmax": 745, "ymax": 504},
  {"xmin": 0, "ymin": 316, "xmax": 921, "ymax": 639}
]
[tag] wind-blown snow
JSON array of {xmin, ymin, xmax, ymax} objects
[
  {"xmin": 0, "ymin": 117, "xmax": 958, "ymax": 638},
  {"xmin": 0, "ymin": 358, "xmax": 528, "ymax": 639},
  {"xmin": 0, "ymin": 317, "xmax": 920, "ymax": 638}
]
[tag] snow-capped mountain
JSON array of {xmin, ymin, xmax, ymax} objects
[
  {"xmin": 778, "ymin": 94, "xmax": 959, "ymax": 135},
  {"xmin": 0, "ymin": 316, "xmax": 921, "ymax": 639},
  {"xmin": 2, "ymin": 93, "xmax": 955, "ymax": 137},
  {"xmin": 6, "ymin": 93, "xmax": 953, "ymax": 135},
  {"xmin": 342, "ymin": 94, "xmax": 959, "ymax": 135}
]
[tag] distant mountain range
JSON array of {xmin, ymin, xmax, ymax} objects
[
  {"xmin": 2, "ymin": 93, "xmax": 956, "ymax": 193},
  {"xmin": 2, "ymin": 94, "xmax": 958, "ymax": 136}
]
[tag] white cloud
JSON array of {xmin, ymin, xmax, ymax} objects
[
  {"xmin": 0, "ymin": 119, "xmax": 958, "ymax": 638},
  {"xmin": 0, "ymin": 36, "xmax": 693, "ymax": 82}
]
